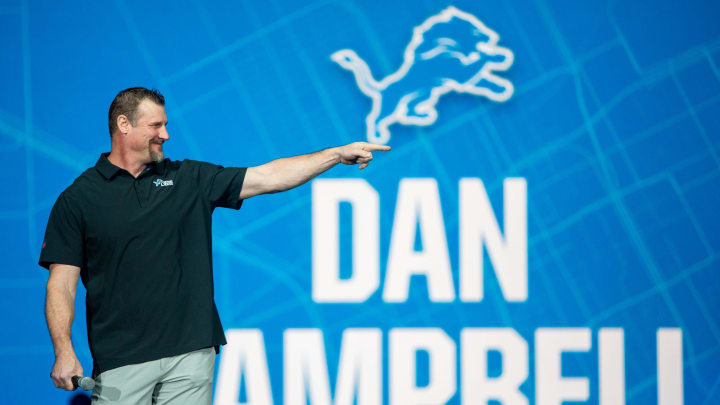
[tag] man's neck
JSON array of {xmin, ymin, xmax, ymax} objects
[{"xmin": 107, "ymin": 150, "xmax": 148, "ymax": 178}]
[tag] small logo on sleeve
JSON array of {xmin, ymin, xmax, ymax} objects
[{"xmin": 153, "ymin": 178, "xmax": 174, "ymax": 187}]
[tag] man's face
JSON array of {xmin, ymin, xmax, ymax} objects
[{"xmin": 126, "ymin": 99, "xmax": 169, "ymax": 163}]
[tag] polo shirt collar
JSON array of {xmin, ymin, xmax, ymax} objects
[{"xmin": 95, "ymin": 153, "xmax": 163, "ymax": 180}]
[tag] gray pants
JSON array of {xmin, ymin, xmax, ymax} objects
[{"xmin": 91, "ymin": 347, "xmax": 216, "ymax": 405}]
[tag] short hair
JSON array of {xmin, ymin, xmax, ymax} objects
[{"xmin": 108, "ymin": 87, "xmax": 165, "ymax": 136}]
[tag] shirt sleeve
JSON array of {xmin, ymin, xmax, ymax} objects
[
  {"xmin": 190, "ymin": 160, "xmax": 247, "ymax": 210},
  {"xmin": 38, "ymin": 191, "xmax": 85, "ymax": 270}
]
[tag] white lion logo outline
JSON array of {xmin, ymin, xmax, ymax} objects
[{"xmin": 331, "ymin": 6, "xmax": 515, "ymax": 144}]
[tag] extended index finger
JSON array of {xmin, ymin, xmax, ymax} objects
[{"xmin": 362, "ymin": 143, "xmax": 391, "ymax": 151}]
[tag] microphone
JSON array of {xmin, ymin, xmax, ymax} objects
[{"xmin": 72, "ymin": 375, "xmax": 95, "ymax": 391}]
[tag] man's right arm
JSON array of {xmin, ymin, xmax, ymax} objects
[{"xmin": 45, "ymin": 263, "xmax": 83, "ymax": 390}]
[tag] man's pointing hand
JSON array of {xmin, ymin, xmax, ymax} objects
[{"xmin": 336, "ymin": 142, "xmax": 391, "ymax": 169}]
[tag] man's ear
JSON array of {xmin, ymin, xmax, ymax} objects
[{"xmin": 117, "ymin": 114, "xmax": 130, "ymax": 135}]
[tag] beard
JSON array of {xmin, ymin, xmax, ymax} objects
[{"xmin": 148, "ymin": 140, "xmax": 164, "ymax": 163}]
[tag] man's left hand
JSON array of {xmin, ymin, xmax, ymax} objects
[{"xmin": 335, "ymin": 142, "xmax": 391, "ymax": 169}]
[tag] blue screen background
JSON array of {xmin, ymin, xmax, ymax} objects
[{"xmin": 1, "ymin": 0, "xmax": 719, "ymax": 403}]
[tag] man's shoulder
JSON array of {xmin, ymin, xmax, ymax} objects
[
  {"xmin": 46, "ymin": 167, "xmax": 97, "ymax": 215},
  {"xmin": 61, "ymin": 167, "xmax": 98, "ymax": 197},
  {"xmin": 170, "ymin": 158, "xmax": 225, "ymax": 174},
  {"xmin": 175, "ymin": 158, "xmax": 216, "ymax": 167}
]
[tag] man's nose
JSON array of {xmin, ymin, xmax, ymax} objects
[{"xmin": 160, "ymin": 126, "xmax": 170, "ymax": 140}]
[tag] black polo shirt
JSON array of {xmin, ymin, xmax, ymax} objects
[{"xmin": 39, "ymin": 153, "xmax": 247, "ymax": 376}]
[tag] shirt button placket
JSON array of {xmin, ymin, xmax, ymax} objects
[{"xmin": 133, "ymin": 179, "xmax": 143, "ymax": 208}]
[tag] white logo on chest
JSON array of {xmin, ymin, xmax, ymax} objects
[{"xmin": 153, "ymin": 178, "xmax": 174, "ymax": 187}]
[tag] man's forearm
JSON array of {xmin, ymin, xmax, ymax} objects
[
  {"xmin": 269, "ymin": 147, "xmax": 340, "ymax": 191},
  {"xmin": 247, "ymin": 147, "xmax": 341, "ymax": 196},
  {"xmin": 46, "ymin": 264, "xmax": 83, "ymax": 390},
  {"xmin": 45, "ymin": 282, "xmax": 76, "ymax": 356}
]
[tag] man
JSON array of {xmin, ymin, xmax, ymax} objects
[{"xmin": 41, "ymin": 87, "xmax": 389, "ymax": 404}]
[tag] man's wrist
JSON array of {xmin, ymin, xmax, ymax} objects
[
  {"xmin": 325, "ymin": 146, "xmax": 342, "ymax": 164},
  {"xmin": 54, "ymin": 343, "xmax": 75, "ymax": 358}
]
